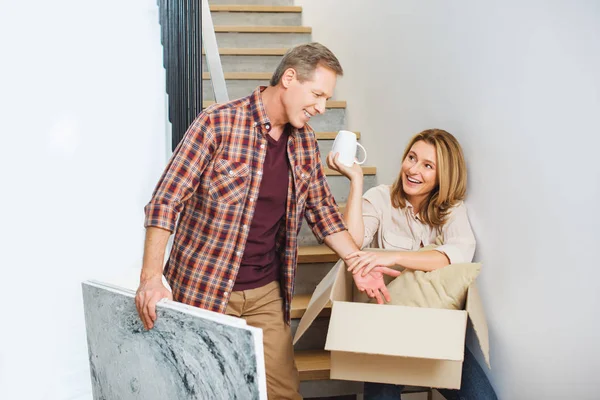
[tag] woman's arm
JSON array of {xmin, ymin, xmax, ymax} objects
[
  {"xmin": 345, "ymin": 249, "xmax": 450, "ymax": 276},
  {"xmin": 434, "ymin": 202, "xmax": 476, "ymax": 263},
  {"xmin": 346, "ymin": 203, "xmax": 476, "ymax": 275},
  {"xmin": 326, "ymin": 152, "xmax": 365, "ymax": 247}
]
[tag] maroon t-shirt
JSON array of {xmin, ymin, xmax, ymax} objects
[{"xmin": 233, "ymin": 127, "xmax": 290, "ymax": 291}]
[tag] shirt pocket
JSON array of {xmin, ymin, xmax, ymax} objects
[
  {"xmin": 294, "ymin": 164, "xmax": 313, "ymax": 204},
  {"xmin": 382, "ymin": 230, "xmax": 414, "ymax": 250},
  {"xmin": 209, "ymin": 158, "xmax": 250, "ymax": 205}
]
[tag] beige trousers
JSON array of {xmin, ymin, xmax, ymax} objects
[{"xmin": 225, "ymin": 281, "xmax": 302, "ymax": 400}]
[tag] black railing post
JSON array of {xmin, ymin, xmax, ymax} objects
[{"xmin": 157, "ymin": 0, "xmax": 203, "ymax": 151}]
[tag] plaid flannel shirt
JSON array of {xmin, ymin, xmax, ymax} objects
[{"xmin": 144, "ymin": 87, "xmax": 346, "ymax": 322}]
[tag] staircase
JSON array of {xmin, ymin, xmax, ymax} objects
[
  {"xmin": 203, "ymin": 2, "xmax": 432, "ymax": 399},
  {"xmin": 203, "ymin": 1, "xmax": 372, "ymax": 398}
]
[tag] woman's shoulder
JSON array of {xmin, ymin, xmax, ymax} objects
[
  {"xmin": 449, "ymin": 200, "xmax": 467, "ymax": 211},
  {"xmin": 363, "ymin": 184, "xmax": 393, "ymax": 204},
  {"xmin": 444, "ymin": 200, "xmax": 470, "ymax": 222}
]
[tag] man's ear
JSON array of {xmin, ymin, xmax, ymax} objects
[{"xmin": 280, "ymin": 68, "xmax": 297, "ymax": 89}]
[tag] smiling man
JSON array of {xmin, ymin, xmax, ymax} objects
[{"xmin": 134, "ymin": 42, "xmax": 393, "ymax": 399}]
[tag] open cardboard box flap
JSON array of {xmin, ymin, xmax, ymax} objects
[
  {"xmin": 294, "ymin": 257, "xmax": 491, "ymax": 367},
  {"xmin": 465, "ymin": 282, "xmax": 491, "ymax": 368}
]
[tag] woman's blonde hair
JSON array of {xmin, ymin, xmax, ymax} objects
[{"xmin": 390, "ymin": 129, "xmax": 467, "ymax": 228}]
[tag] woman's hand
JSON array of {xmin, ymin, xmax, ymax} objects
[
  {"xmin": 345, "ymin": 251, "xmax": 402, "ymax": 277},
  {"xmin": 326, "ymin": 152, "xmax": 363, "ymax": 182}
]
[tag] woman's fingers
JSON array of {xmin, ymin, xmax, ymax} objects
[
  {"xmin": 355, "ymin": 255, "xmax": 376, "ymax": 274},
  {"xmin": 374, "ymin": 266, "xmax": 402, "ymax": 278},
  {"xmin": 361, "ymin": 262, "xmax": 378, "ymax": 277},
  {"xmin": 326, "ymin": 152, "xmax": 335, "ymax": 169},
  {"xmin": 344, "ymin": 251, "xmax": 363, "ymax": 260},
  {"xmin": 347, "ymin": 257, "xmax": 362, "ymax": 273}
]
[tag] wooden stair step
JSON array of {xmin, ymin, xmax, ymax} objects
[
  {"xmin": 295, "ymin": 350, "xmax": 330, "ymax": 381},
  {"xmin": 210, "ymin": 5, "xmax": 302, "ymax": 13},
  {"xmin": 203, "ymin": 100, "xmax": 346, "ymax": 109},
  {"xmin": 291, "ymin": 293, "xmax": 331, "ymax": 319},
  {"xmin": 214, "ymin": 25, "xmax": 311, "ymax": 33},
  {"xmin": 298, "ymin": 245, "xmax": 338, "ymax": 264},
  {"xmin": 202, "ymin": 48, "xmax": 289, "ymax": 55},
  {"xmin": 317, "ymin": 131, "xmax": 360, "ymax": 140},
  {"xmin": 202, "ymin": 72, "xmax": 271, "ymax": 80},
  {"xmin": 325, "ymin": 166, "xmax": 376, "ymax": 176},
  {"xmin": 295, "ymin": 350, "xmax": 434, "ymax": 393}
]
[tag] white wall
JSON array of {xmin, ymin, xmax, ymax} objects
[
  {"xmin": 298, "ymin": 0, "xmax": 600, "ymax": 399},
  {"xmin": 0, "ymin": 1, "xmax": 168, "ymax": 399}
]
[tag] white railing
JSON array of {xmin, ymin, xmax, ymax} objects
[{"xmin": 201, "ymin": 0, "xmax": 229, "ymax": 103}]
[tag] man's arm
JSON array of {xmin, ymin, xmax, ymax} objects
[
  {"xmin": 136, "ymin": 112, "xmax": 217, "ymax": 329},
  {"xmin": 322, "ymin": 230, "xmax": 360, "ymax": 259},
  {"xmin": 135, "ymin": 227, "xmax": 173, "ymax": 330}
]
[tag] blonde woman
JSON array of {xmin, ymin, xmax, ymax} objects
[{"xmin": 327, "ymin": 129, "xmax": 497, "ymax": 400}]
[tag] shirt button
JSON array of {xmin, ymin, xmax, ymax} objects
[
  {"xmin": 302, "ymin": 174, "xmax": 306, "ymax": 178},
  {"xmin": 249, "ymin": 198, "xmax": 254, "ymax": 202},
  {"xmin": 257, "ymin": 171, "xmax": 262, "ymax": 176},
  {"xmin": 243, "ymin": 224, "xmax": 248, "ymax": 230},
  {"xmin": 236, "ymin": 251, "xmax": 242, "ymax": 256},
  {"xmin": 228, "ymin": 170, "xmax": 234, "ymax": 176},
  {"xmin": 265, "ymin": 124, "xmax": 271, "ymax": 130},
  {"xmin": 228, "ymin": 279, "xmax": 234, "ymax": 285},
  {"xmin": 260, "ymin": 144, "xmax": 265, "ymax": 149},
  {"xmin": 223, "ymin": 292, "xmax": 229, "ymax": 298},
  {"xmin": 253, "ymin": 122, "xmax": 258, "ymax": 127}
]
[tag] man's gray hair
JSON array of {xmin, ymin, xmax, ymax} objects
[{"xmin": 270, "ymin": 42, "xmax": 343, "ymax": 86}]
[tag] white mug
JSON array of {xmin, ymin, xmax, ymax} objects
[{"xmin": 330, "ymin": 130, "xmax": 367, "ymax": 167}]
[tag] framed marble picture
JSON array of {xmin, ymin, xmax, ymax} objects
[{"xmin": 82, "ymin": 280, "xmax": 267, "ymax": 400}]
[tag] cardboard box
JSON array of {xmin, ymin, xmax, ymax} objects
[{"xmin": 293, "ymin": 258, "xmax": 490, "ymax": 390}]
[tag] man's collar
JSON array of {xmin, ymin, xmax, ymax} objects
[{"xmin": 250, "ymin": 86, "xmax": 313, "ymax": 137}]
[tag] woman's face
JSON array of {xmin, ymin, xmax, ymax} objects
[{"xmin": 401, "ymin": 140, "xmax": 438, "ymax": 202}]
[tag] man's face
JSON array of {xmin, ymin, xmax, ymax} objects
[{"xmin": 281, "ymin": 65, "xmax": 337, "ymax": 129}]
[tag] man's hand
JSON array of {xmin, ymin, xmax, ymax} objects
[
  {"xmin": 135, "ymin": 276, "xmax": 172, "ymax": 330},
  {"xmin": 345, "ymin": 250, "xmax": 401, "ymax": 276},
  {"xmin": 352, "ymin": 267, "xmax": 401, "ymax": 304}
]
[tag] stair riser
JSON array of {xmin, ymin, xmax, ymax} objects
[
  {"xmin": 203, "ymin": 79, "xmax": 268, "ymax": 101},
  {"xmin": 202, "ymin": 55, "xmax": 282, "ymax": 73},
  {"xmin": 297, "ymin": 175, "xmax": 378, "ymax": 245},
  {"xmin": 300, "ymin": 380, "xmax": 364, "ymax": 399},
  {"xmin": 294, "ymin": 262, "xmax": 337, "ymax": 295},
  {"xmin": 318, "ymin": 138, "xmax": 368, "ymax": 162},
  {"xmin": 211, "ymin": 12, "xmax": 301, "ymax": 26},
  {"xmin": 209, "ymin": 0, "xmax": 294, "ymax": 5},
  {"xmin": 291, "ymin": 317, "xmax": 329, "ymax": 351},
  {"xmin": 309, "ymin": 109, "xmax": 346, "ymax": 132},
  {"xmin": 216, "ymin": 32, "xmax": 310, "ymax": 48}
]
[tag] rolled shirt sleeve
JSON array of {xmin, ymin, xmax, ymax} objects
[
  {"xmin": 303, "ymin": 149, "xmax": 347, "ymax": 242},
  {"xmin": 144, "ymin": 113, "xmax": 217, "ymax": 232},
  {"xmin": 361, "ymin": 197, "xmax": 381, "ymax": 249},
  {"xmin": 361, "ymin": 186, "xmax": 389, "ymax": 249},
  {"xmin": 434, "ymin": 202, "xmax": 476, "ymax": 264}
]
